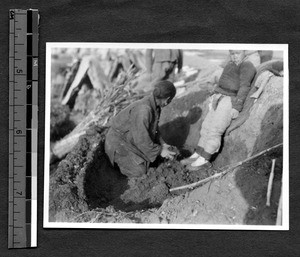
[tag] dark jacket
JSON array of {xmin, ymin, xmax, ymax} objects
[
  {"xmin": 105, "ymin": 94, "xmax": 162, "ymax": 165},
  {"xmin": 214, "ymin": 60, "xmax": 256, "ymax": 112}
]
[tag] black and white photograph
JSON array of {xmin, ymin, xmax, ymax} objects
[{"xmin": 44, "ymin": 43, "xmax": 288, "ymax": 229}]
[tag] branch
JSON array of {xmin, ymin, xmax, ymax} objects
[{"xmin": 169, "ymin": 143, "xmax": 283, "ymax": 192}]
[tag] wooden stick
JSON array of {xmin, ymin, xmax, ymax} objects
[
  {"xmin": 276, "ymin": 188, "xmax": 283, "ymax": 225},
  {"xmin": 266, "ymin": 159, "xmax": 276, "ymax": 206},
  {"xmin": 169, "ymin": 143, "xmax": 283, "ymax": 192}
]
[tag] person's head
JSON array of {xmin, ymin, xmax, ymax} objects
[
  {"xmin": 153, "ymin": 80, "xmax": 176, "ymax": 108},
  {"xmin": 229, "ymin": 50, "xmax": 246, "ymax": 65}
]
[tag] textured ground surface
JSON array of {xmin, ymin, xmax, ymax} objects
[{"xmin": 49, "ymin": 57, "xmax": 284, "ymax": 226}]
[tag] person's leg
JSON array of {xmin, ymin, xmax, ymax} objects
[
  {"xmin": 114, "ymin": 151, "xmax": 147, "ymax": 178},
  {"xmin": 152, "ymin": 62, "xmax": 173, "ymax": 82},
  {"xmin": 180, "ymin": 94, "xmax": 216, "ymax": 166},
  {"xmin": 189, "ymin": 95, "xmax": 233, "ymax": 168},
  {"xmin": 152, "ymin": 62, "xmax": 165, "ymax": 82}
]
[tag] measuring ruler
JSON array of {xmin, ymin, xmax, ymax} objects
[{"xmin": 8, "ymin": 9, "xmax": 39, "ymax": 249}]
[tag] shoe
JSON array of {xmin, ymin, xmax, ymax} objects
[
  {"xmin": 187, "ymin": 156, "xmax": 211, "ymax": 171},
  {"xmin": 180, "ymin": 152, "xmax": 199, "ymax": 166}
]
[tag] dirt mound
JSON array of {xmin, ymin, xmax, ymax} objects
[
  {"xmin": 49, "ymin": 130, "xmax": 216, "ymax": 221},
  {"xmin": 49, "ymin": 126, "xmax": 110, "ymax": 220},
  {"xmin": 149, "ymin": 147, "xmax": 282, "ymax": 225},
  {"xmin": 62, "ymin": 146, "xmax": 282, "ymax": 225},
  {"xmin": 118, "ymin": 158, "xmax": 214, "ymax": 211}
]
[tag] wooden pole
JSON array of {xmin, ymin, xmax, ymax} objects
[
  {"xmin": 266, "ymin": 159, "xmax": 276, "ymax": 206},
  {"xmin": 169, "ymin": 143, "xmax": 283, "ymax": 192},
  {"xmin": 276, "ymin": 189, "xmax": 283, "ymax": 225}
]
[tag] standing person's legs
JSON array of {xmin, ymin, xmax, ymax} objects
[{"xmin": 152, "ymin": 62, "xmax": 173, "ymax": 82}]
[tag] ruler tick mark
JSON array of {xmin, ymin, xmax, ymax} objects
[{"xmin": 9, "ymin": 8, "xmax": 39, "ymax": 249}]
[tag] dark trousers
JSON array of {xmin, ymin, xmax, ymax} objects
[
  {"xmin": 105, "ymin": 128, "xmax": 148, "ymax": 178},
  {"xmin": 114, "ymin": 150, "xmax": 147, "ymax": 178}
]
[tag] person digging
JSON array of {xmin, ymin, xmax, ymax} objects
[
  {"xmin": 181, "ymin": 50, "xmax": 256, "ymax": 170},
  {"xmin": 105, "ymin": 80, "xmax": 177, "ymax": 178}
]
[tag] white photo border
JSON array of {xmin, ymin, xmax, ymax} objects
[{"xmin": 44, "ymin": 43, "xmax": 289, "ymax": 230}]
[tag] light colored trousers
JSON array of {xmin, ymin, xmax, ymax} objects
[{"xmin": 198, "ymin": 94, "xmax": 233, "ymax": 156}]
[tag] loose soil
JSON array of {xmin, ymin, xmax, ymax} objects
[
  {"xmin": 49, "ymin": 60, "xmax": 283, "ymax": 225},
  {"xmin": 49, "ymin": 121, "xmax": 282, "ymax": 225},
  {"xmin": 49, "ymin": 125, "xmax": 216, "ymax": 221}
]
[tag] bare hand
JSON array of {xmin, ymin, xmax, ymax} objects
[
  {"xmin": 162, "ymin": 143, "xmax": 171, "ymax": 148},
  {"xmin": 231, "ymin": 109, "xmax": 239, "ymax": 119},
  {"xmin": 160, "ymin": 146, "xmax": 176, "ymax": 160}
]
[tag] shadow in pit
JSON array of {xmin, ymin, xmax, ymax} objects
[
  {"xmin": 83, "ymin": 149, "xmax": 165, "ymax": 212},
  {"xmin": 234, "ymin": 104, "xmax": 283, "ymax": 225},
  {"xmin": 83, "ymin": 151, "xmax": 128, "ymax": 210},
  {"xmin": 159, "ymin": 106, "xmax": 202, "ymax": 149}
]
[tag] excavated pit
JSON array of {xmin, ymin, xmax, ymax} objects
[
  {"xmin": 49, "ymin": 89, "xmax": 212, "ymax": 222},
  {"xmin": 49, "ymin": 131, "xmax": 215, "ymax": 222}
]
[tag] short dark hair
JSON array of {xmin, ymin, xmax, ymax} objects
[{"xmin": 153, "ymin": 80, "xmax": 176, "ymax": 99}]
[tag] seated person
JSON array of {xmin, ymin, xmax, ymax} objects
[{"xmin": 181, "ymin": 50, "xmax": 256, "ymax": 170}]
